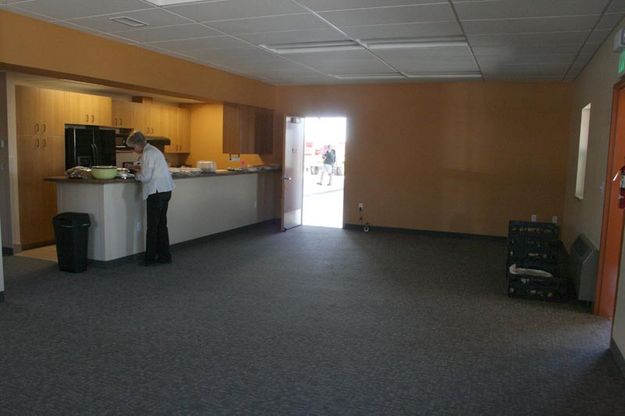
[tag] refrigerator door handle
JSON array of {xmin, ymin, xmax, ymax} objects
[{"xmin": 90, "ymin": 143, "xmax": 99, "ymax": 166}]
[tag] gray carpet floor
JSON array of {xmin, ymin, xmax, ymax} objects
[{"xmin": 1, "ymin": 224, "xmax": 624, "ymax": 415}]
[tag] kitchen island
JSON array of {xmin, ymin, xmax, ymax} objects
[{"xmin": 46, "ymin": 170, "xmax": 281, "ymax": 262}]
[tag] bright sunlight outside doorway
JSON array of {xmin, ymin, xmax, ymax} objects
[{"xmin": 302, "ymin": 117, "xmax": 346, "ymax": 228}]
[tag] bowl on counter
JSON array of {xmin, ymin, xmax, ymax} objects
[{"xmin": 91, "ymin": 166, "xmax": 118, "ymax": 180}]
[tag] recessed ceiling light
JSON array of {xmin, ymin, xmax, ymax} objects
[
  {"xmin": 109, "ymin": 16, "xmax": 148, "ymax": 28},
  {"xmin": 404, "ymin": 72, "xmax": 482, "ymax": 79},
  {"xmin": 143, "ymin": 0, "xmax": 227, "ymax": 6},
  {"xmin": 259, "ymin": 41, "xmax": 362, "ymax": 54},
  {"xmin": 332, "ymin": 74, "xmax": 405, "ymax": 80},
  {"xmin": 363, "ymin": 37, "xmax": 468, "ymax": 50}
]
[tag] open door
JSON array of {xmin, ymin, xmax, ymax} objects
[
  {"xmin": 596, "ymin": 81, "xmax": 625, "ymax": 318},
  {"xmin": 282, "ymin": 116, "xmax": 305, "ymax": 231}
]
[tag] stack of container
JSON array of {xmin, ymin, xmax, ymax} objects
[{"xmin": 506, "ymin": 221, "xmax": 569, "ymax": 301}]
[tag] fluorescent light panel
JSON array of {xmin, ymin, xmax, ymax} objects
[
  {"xmin": 109, "ymin": 16, "xmax": 148, "ymax": 28},
  {"xmin": 260, "ymin": 41, "xmax": 362, "ymax": 54},
  {"xmin": 333, "ymin": 74, "xmax": 405, "ymax": 80},
  {"xmin": 404, "ymin": 72, "xmax": 482, "ymax": 79},
  {"xmin": 143, "ymin": 0, "xmax": 226, "ymax": 5},
  {"xmin": 364, "ymin": 37, "xmax": 468, "ymax": 50}
]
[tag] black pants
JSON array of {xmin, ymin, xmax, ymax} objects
[{"xmin": 146, "ymin": 191, "xmax": 171, "ymax": 261}]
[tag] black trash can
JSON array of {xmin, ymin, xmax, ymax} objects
[{"xmin": 53, "ymin": 212, "xmax": 91, "ymax": 273}]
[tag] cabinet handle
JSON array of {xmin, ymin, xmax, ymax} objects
[
  {"xmin": 113, "ymin": 118, "xmax": 117, "ymax": 126},
  {"xmin": 86, "ymin": 114, "xmax": 90, "ymax": 123},
  {"xmin": 42, "ymin": 137, "xmax": 47, "ymax": 148},
  {"xmin": 34, "ymin": 123, "xmax": 39, "ymax": 133},
  {"xmin": 42, "ymin": 123, "xmax": 46, "ymax": 133},
  {"xmin": 91, "ymin": 114, "xmax": 95, "ymax": 123},
  {"xmin": 120, "ymin": 118, "xmax": 123, "ymax": 126},
  {"xmin": 35, "ymin": 138, "xmax": 40, "ymax": 148}
]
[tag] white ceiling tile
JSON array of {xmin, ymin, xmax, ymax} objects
[
  {"xmin": 463, "ymin": 15, "xmax": 600, "ymax": 35},
  {"xmin": 587, "ymin": 29, "xmax": 613, "ymax": 44},
  {"xmin": 375, "ymin": 45, "xmax": 478, "ymax": 72},
  {"xmin": 454, "ymin": 0, "xmax": 609, "ymax": 20},
  {"xmin": 149, "ymin": 36, "xmax": 250, "ymax": 52},
  {"xmin": 342, "ymin": 21, "xmax": 462, "ymax": 40},
  {"xmin": 297, "ymin": 0, "xmax": 448, "ymax": 12},
  {"xmin": 205, "ymin": 13, "xmax": 330, "ymax": 35},
  {"xmin": 236, "ymin": 28, "xmax": 347, "ymax": 46},
  {"xmin": 12, "ymin": 0, "xmax": 151, "ymax": 20},
  {"xmin": 165, "ymin": 0, "xmax": 305, "ymax": 22},
  {"xmin": 473, "ymin": 44, "xmax": 580, "ymax": 57},
  {"xmin": 115, "ymin": 23, "xmax": 221, "ymax": 43},
  {"xmin": 596, "ymin": 12, "xmax": 625, "ymax": 30},
  {"xmin": 67, "ymin": 9, "xmax": 191, "ymax": 34},
  {"xmin": 608, "ymin": 0, "xmax": 625, "ymax": 13},
  {"xmin": 3, "ymin": 3, "xmax": 57, "ymax": 20},
  {"xmin": 320, "ymin": 3, "xmax": 455, "ymax": 27},
  {"xmin": 284, "ymin": 49, "xmax": 392, "ymax": 75},
  {"xmin": 468, "ymin": 32, "xmax": 589, "ymax": 47}
]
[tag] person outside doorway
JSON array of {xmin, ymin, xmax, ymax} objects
[{"xmin": 317, "ymin": 145, "xmax": 336, "ymax": 186}]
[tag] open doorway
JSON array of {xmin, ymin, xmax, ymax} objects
[{"xmin": 302, "ymin": 117, "xmax": 346, "ymax": 228}]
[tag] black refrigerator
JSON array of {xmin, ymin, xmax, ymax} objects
[{"xmin": 65, "ymin": 125, "xmax": 116, "ymax": 169}]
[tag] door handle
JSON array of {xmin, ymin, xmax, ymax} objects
[{"xmin": 283, "ymin": 176, "xmax": 292, "ymax": 181}]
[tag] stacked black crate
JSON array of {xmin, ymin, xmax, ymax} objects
[{"xmin": 507, "ymin": 221, "xmax": 569, "ymax": 301}]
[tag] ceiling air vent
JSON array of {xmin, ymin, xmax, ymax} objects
[{"xmin": 109, "ymin": 16, "xmax": 149, "ymax": 28}]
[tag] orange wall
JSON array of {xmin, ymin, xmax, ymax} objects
[
  {"xmin": 277, "ymin": 82, "xmax": 573, "ymax": 236},
  {"xmin": 0, "ymin": 10, "xmax": 275, "ymax": 108},
  {"xmin": 185, "ymin": 104, "xmax": 265, "ymax": 170}
]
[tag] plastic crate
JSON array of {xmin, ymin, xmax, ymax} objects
[
  {"xmin": 508, "ymin": 221, "xmax": 559, "ymax": 240},
  {"xmin": 507, "ymin": 238, "xmax": 562, "ymax": 265},
  {"xmin": 508, "ymin": 274, "xmax": 569, "ymax": 302}
]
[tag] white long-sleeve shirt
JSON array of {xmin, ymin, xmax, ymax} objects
[{"xmin": 136, "ymin": 143, "xmax": 174, "ymax": 200}]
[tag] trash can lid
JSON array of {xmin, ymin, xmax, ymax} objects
[{"xmin": 53, "ymin": 212, "xmax": 91, "ymax": 227}]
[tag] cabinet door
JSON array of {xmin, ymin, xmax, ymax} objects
[
  {"xmin": 177, "ymin": 108, "xmax": 190, "ymax": 153},
  {"xmin": 254, "ymin": 108, "xmax": 274, "ymax": 154},
  {"xmin": 40, "ymin": 89, "xmax": 66, "ymax": 136},
  {"xmin": 239, "ymin": 105, "xmax": 256, "ymax": 154},
  {"xmin": 15, "ymin": 86, "xmax": 42, "ymax": 136},
  {"xmin": 112, "ymin": 100, "xmax": 134, "ymax": 128},
  {"xmin": 17, "ymin": 135, "xmax": 45, "ymax": 245},
  {"xmin": 93, "ymin": 95, "xmax": 112, "ymax": 126},
  {"xmin": 131, "ymin": 102, "xmax": 149, "ymax": 134},
  {"xmin": 223, "ymin": 103, "xmax": 241, "ymax": 154},
  {"xmin": 65, "ymin": 92, "xmax": 91, "ymax": 125}
]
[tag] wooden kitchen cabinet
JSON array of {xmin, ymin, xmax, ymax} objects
[
  {"xmin": 223, "ymin": 103, "xmax": 274, "ymax": 153},
  {"xmin": 177, "ymin": 107, "xmax": 191, "ymax": 153},
  {"xmin": 15, "ymin": 86, "xmax": 69, "ymax": 247},
  {"xmin": 223, "ymin": 103, "xmax": 274, "ymax": 154},
  {"xmin": 111, "ymin": 100, "xmax": 134, "ymax": 128},
  {"xmin": 65, "ymin": 91, "xmax": 112, "ymax": 126}
]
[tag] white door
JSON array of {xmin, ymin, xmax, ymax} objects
[{"xmin": 282, "ymin": 116, "xmax": 305, "ymax": 230}]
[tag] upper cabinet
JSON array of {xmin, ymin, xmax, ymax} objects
[
  {"xmin": 165, "ymin": 107, "xmax": 190, "ymax": 154},
  {"xmin": 223, "ymin": 103, "xmax": 274, "ymax": 154},
  {"xmin": 65, "ymin": 91, "xmax": 112, "ymax": 126},
  {"xmin": 111, "ymin": 100, "xmax": 134, "ymax": 128},
  {"xmin": 16, "ymin": 86, "xmax": 66, "ymax": 137}
]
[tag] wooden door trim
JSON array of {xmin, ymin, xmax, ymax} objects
[{"xmin": 596, "ymin": 78, "xmax": 625, "ymax": 317}]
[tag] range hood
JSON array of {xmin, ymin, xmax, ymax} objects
[{"xmin": 145, "ymin": 136, "xmax": 171, "ymax": 146}]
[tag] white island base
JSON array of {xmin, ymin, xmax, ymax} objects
[{"xmin": 49, "ymin": 172, "xmax": 280, "ymax": 262}]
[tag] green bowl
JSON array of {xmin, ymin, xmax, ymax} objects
[{"xmin": 91, "ymin": 166, "xmax": 118, "ymax": 180}]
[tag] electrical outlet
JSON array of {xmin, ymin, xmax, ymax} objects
[
  {"xmin": 530, "ymin": 214, "xmax": 537, "ymax": 222},
  {"xmin": 358, "ymin": 202, "xmax": 364, "ymax": 210},
  {"xmin": 552, "ymin": 216, "xmax": 558, "ymax": 224}
]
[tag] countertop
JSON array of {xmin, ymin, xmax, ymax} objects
[{"xmin": 45, "ymin": 168, "xmax": 281, "ymax": 184}]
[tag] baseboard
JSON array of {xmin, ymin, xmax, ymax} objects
[
  {"xmin": 2, "ymin": 247, "xmax": 13, "ymax": 256},
  {"xmin": 343, "ymin": 223, "xmax": 506, "ymax": 241},
  {"xmin": 92, "ymin": 219, "xmax": 281, "ymax": 266},
  {"xmin": 19, "ymin": 240, "xmax": 55, "ymax": 251},
  {"xmin": 611, "ymin": 338, "xmax": 625, "ymax": 379}
]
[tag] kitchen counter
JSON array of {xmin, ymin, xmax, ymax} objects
[
  {"xmin": 45, "ymin": 167, "xmax": 281, "ymax": 184},
  {"xmin": 47, "ymin": 170, "xmax": 281, "ymax": 262}
]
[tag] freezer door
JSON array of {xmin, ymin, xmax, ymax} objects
[
  {"xmin": 65, "ymin": 126, "xmax": 95, "ymax": 169},
  {"xmin": 97, "ymin": 128, "xmax": 117, "ymax": 166}
]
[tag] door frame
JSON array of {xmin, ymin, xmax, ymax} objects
[
  {"xmin": 281, "ymin": 115, "xmax": 305, "ymax": 231},
  {"xmin": 596, "ymin": 78, "xmax": 625, "ymax": 318}
]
